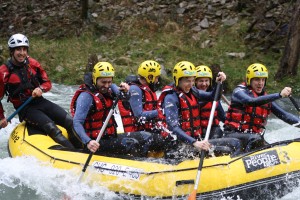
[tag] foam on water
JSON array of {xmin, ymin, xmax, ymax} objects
[
  {"xmin": 1, "ymin": 85, "xmax": 300, "ymax": 199},
  {"xmin": 0, "ymin": 156, "xmax": 119, "ymax": 200},
  {"xmin": 0, "ymin": 84, "xmax": 120, "ymax": 200}
]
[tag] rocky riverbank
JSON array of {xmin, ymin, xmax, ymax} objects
[{"xmin": 0, "ymin": 0, "xmax": 293, "ymax": 50}]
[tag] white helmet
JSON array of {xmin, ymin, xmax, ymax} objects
[{"xmin": 8, "ymin": 34, "xmax": 29, "ymax": 48}]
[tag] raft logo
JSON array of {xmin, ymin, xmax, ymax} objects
[
  {"xmin": 242, "ymin": 150, "xmax": 280, "ymax": 173},
  {"xmin": 11, "ymin": 130, "xmax": 20, "ymax": 143}
]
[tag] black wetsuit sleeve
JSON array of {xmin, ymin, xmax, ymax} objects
[
  {"xmin": 193, "ymin": 87, "xmax": 214, "ymax": 102},
  {"xmin": 194, "ymin": 84, "xmax": 223, "ymax": 103},
  {"xmin": 217, "ymin": 101, "xmax": 226, "ymax": 122},
  {"xmin": 271, "ymin": 101, "xmax": 300, "ymax": 125},
  {"xmin": 129, "ymin": 85, "xmax": 157, "ymax": 120},
  {"xmin": 232, "ymin": 87, "xmax": 281, "ymax": 106},
  {"xmin": 173, "ymin": 127, "xmax": 197, "ymax": 144}
]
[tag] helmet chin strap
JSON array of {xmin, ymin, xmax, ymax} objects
[{"xmin": 149, "ymin": 82, "xmax": 159, "ymax": 92}]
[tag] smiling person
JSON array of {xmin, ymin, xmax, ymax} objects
[
  {"xmin": 118, "ymin": 60, "xmax": 168, "ymax": 154},
  {"xmin": 0, "ymin": 33, "xmax": 75, "ymax": 149},
  {"xmin": 71, "ymin": 61, "xmax": 152, "ymax": 156},
  {"xmin": 158, "ymin": 61, "xmax": 242, "ymax": 156},
  {"xmin": 223, "ymin": 63, "xmax": 300, "ymax": 152},
  {"xmin": 195, "ymin": 65, "xmax": 226, "ymax": 139}
]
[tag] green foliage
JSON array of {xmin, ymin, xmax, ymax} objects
[{"xmin": 0, "ymin": 23, "xmax": 298, "ymax": 94}]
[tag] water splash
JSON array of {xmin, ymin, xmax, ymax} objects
[
  {"xmin": 1, "ymin": 86, "xmax": 300, "ymax": 200},
  {"xmin": 0, "ymin": 156, "xmax": 120, "ymax": 200}
]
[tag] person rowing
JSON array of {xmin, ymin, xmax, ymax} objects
[{"xmin": 223, "ymin": 63, "xmax": 300, "ymax": 152}]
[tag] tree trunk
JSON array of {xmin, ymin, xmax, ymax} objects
[
  {"xmin": 81, "ymin": 0, "xmax": 89, "ymax": 20},
  {"xmin": 275, "ymin": 0, "xmax": 300, "ymax": 79}
]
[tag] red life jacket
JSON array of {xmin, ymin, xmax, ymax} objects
[
  {"xmin": 224, "ymin": 84, "xmax": 271, "ymax": 134},
  {"xmin": 199, "ymin": 101, "xmax": 219, "ymax": 128},
  {"xmin": 159, "ymin": 85, "xmax": 202, "ymax": 138},
  {"xmin": 0, "ymin": 57, "xmax": 51, "ymax": 108},
  {"xmin": 118, "ymin": 84, "xmax": 157, "ymax": 132},
  {"xmin": 70, "ymin": 84, "xmax": 117, "ymax": 139}
]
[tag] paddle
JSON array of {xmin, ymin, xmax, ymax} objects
[
  {"xmin": 289, "ymin": 96, "xmax": 300, "ymax": 114},
  {"xmin": 0, "ymin": 96, "xmax": 33, "ymax": 129},
  {"xmin": 188, "ymin": 82, "xmax": 222, "ymax": 200},
  {"xmin": 221, "ymin": 94, "xmax": 230, "ymax": 106},
  {"xmin": 77, "ymin": 94, "xmax": 121, "ymax": 183}
]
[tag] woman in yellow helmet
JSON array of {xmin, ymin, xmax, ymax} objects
[
  {"xmin": 224, "ymin": 63, "xmax": 300, "ymax": 152},
  {"xmin": 195, "ymin": 65, "xmax": 226, "ymax": 139}
]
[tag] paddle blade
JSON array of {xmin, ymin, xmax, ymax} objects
[{"xmin": 187, "ymin": 189, "xmax": 197, "ymax": 200}]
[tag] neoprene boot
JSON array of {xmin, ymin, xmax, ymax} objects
[
  {"xmin": 121, "ymin": 137, "xmax": 143, "ymax": 156},
  {"xmin": 63, "ymin": 114, "xmax": 83, "ymax": 148},
  {"xmin": 244, "ymin": 134, "xmax": 264, "ymax": 152},
  {"xmin": 127, "ymin": 131, "xmax": 154, "ymax": 154},
  {"xmin": 42, "ymin": 122, "xmax": 75, "ymax": 149}
]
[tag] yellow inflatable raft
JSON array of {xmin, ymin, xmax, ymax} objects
[{"xmin": 8, "ymin": 122, "xmax": 300, "ymax": 199}]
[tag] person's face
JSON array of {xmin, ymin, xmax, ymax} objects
[
  {"xmin": 250, "ymin": 77, "xmax": 266, "ymax": 94},
  {"xmin": 153, "ymin": 76, "xmax": 160, "ymax": 84},
  {"xmin": 145, "ymin": 75, "xmax": 160, "ymax": 85},
  {"xmin": 195, "ymin": 77, "xmax": 210, "ymax": 91},
  {"xmin": 96, "ymin": 77, "xmax": 113, "ymax": 94},
  {"xmin": 11, "ymin": 46, "xmax": 28, "ymax": 64},
  {"xmin": 178, "ymin": 77, "xmax": 195, "ymax": 93}
]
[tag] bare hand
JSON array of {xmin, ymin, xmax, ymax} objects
[
  {"xmin": 32, "ymin": 87, "xmax": 43, "ymax": 97},
  {"xmin": 216, "ymin": 72, "xmax": 226, "ymax": 82},
  {"xmin": 280, "ymin": 87, "xmax": 292, "ymax": 98},
  {"xmin": 193, "ymin": 140, "xmax": 211, "ymax": 151},
  {"xmin": 87, "ymin": 140, "xmax": 100, "ymax": 153},
  {"xmin": 0, "ymin": 118, "xmax": 8, "ymax": 128},
  {"xmin": 119, "ymin": 82, "xmax": 130, "ymax": 93}
]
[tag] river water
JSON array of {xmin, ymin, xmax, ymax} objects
[{"xmin": 0, "ymin": 83, "xmax": 300, "ymax": 200}]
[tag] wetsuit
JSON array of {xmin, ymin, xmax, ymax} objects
[
  {"xmin": 224, "ymin": 83, "xmax": 300, "ymax": 152},
  {"xmin": 0, "ymin": 57, "xmax": 75, "ymax": 149},
  {"xmin": 71, "ymin": 73, "xmax": 152, "ymax": 156},
  {"xmin": 199, "ymin": 99, "xmax": 226, "ymax": 139},
  {"xmin": 161, "ymin": 85, "xmax": 242, "ymax": 156}
]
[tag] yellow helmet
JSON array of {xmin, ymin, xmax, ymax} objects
[
  {"xmin": 195, "ymin": 65, "xmax": 212, "ymax": 79},
  {"xmin": 246, "ymin": 63, "xmax": 268, "ymax": 86},
  {"xmin": 173, "ymin": 61, "xmax": 196, "ymax": 86},
  {"xmin": 138, "ymin": 60, "xmax": 161, "ymax": 84},
  {"xmin": 92, "ymin": 62, "xmax": 115, "ymax": 85}
]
